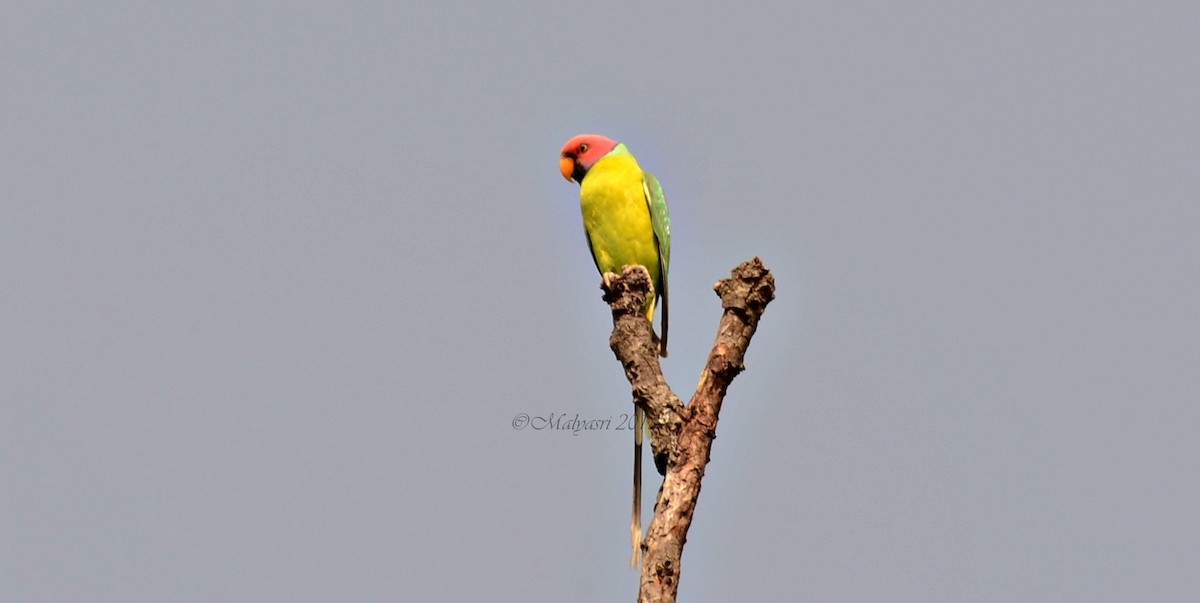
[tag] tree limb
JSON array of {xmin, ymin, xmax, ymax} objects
[{"xmin": 601, "ymin": 258, "xmax": 776, "ymax": 603}]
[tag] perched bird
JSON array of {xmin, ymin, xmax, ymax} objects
[{"xmin": 559, "ymin": 133, "xmax": 671, "ymax": 566}]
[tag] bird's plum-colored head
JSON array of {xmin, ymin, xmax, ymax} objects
[{"xmin": 559, "ymin": 134, "xmax": 619, "ymax": 184}]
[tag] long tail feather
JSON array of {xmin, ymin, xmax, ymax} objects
[{"xmin": 630, "ymin": 405, "xmax": 644, "ymax": 567}]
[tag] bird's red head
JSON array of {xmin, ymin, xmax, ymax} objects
[{"xmin": 559, "ymin": 134, "xmax": 619, "ymax": 184}]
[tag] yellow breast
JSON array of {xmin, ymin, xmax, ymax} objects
[{"xmin": 579, "ymin": 154, "xmax": 661, "ymax": 286}]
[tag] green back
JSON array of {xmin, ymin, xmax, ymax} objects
[{"xmin": 643, "ymin": 171, "xmax": 671, "ymax": 282}]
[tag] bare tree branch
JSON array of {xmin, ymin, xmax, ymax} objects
[{"xmin": 601, "ymin": 258, "xmax": 776, "ymax": 603}]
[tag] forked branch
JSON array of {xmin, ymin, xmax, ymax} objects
[{"xmin": 601, "ymin": 258, "xmax": 775, "ymax": 603}]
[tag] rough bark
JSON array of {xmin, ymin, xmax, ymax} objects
[{"xmin": 601, "ymin": 258, "xmax": 776, "ymax": 603}]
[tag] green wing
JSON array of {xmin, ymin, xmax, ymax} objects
[{"xmin": 643, "ymin": 171, "xmax": 671, "ymax": 356}]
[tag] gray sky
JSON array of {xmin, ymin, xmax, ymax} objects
[{"xmin": 3, "ymin": 1, "xmax": 1198, "ymax": 601}]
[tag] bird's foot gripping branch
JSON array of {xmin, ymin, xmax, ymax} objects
[{"xmin": 601, "ymin": 258, "xmax": 775, "ymax": 603}]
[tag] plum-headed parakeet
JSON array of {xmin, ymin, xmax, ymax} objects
[{"xmin": 559, "ymin": 133, "xmax": 671, "ymax": 565}]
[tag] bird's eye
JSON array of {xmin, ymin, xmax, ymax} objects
[{"xmin": 579, "ymin": 143, "xmax": 589, "ymax": 153}]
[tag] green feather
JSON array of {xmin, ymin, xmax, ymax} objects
[{"xmin": 643, "ymin": 171, "xmax": 670, "ymax": 355}]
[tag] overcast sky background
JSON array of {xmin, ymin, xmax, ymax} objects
[{"xmin": 3, "ymin": 1, "xmax": 1198, "ymax": 601}]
